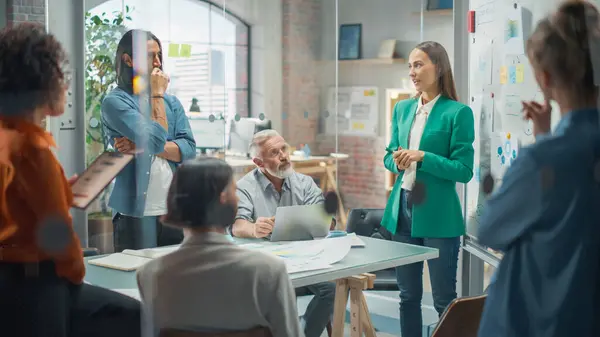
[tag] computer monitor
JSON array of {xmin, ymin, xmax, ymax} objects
[
  {"xmin": 188, "ymin": 117, "xmax": 228, "ymax": 153},
  {"xmin": 228, "ymin": 118, "xmax": 256, "ymax": 157},
  {"xmin": 227, "ymin": 117, "xmax": 272, "ymax": 157},
  {"xmin": 253, "ymin": 118, "xmax": 272, "ymax": 133}
]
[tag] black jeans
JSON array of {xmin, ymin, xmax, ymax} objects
[
  {"xmin": 113, "ymin": 213, "xmax": 184, "ymax": 252},
  {"xmin": 393, "ymin": 189, "xmax": 460, "ymax": 337},
  {"xmin": 0, "ymin": 260, "xmax": 141, "ymax": 337}
]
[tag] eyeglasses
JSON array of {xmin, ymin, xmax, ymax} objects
[{"xmin": 264, "ymin": 143, "xmax": 290, "ymax": 159}]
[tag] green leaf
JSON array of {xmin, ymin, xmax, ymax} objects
[{"xmin": 91, "ymin": 15, "xmax": 102, "ymax": 25}]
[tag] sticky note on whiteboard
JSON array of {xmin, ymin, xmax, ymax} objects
[
  {"xmin": 516, "ymin": 64, "xmax": 525, "ymax": 83},
  {"xmin": 180, "ymin": 44, "xmax": 192, "ymax": 58},
  {"xmin": 352, "ymin": 122, "xmax": 365, "ymax": 130},
  {"xmin": 508, "ymin": 65, "xmax": 517, "ymax": 84},
  {"xmin": 168, "ymin": 44, "xmax": 180, "ymax": 57},
  {"xmin": 499, "ymin": 66, "xmax": 508, "ymax": 84}
]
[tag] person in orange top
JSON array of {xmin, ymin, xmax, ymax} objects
[{"xmin": 0, "ymin": 24, "xmax": 141, "ymax": 337}]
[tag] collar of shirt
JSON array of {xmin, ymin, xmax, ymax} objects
[
  {"xmin": 416, "ymin": 94, "xmax": 441, "ymax": 116},
  {"xmin": 553, "ymin": 107, "xmax": 599, "ymax": 135},
  {"xmin": 255, "ymin": 168, "xmax": 291, "ymax": 192},
  {"xmin": 182, "ymin": 231, "xmax": 233, "ymax": 247}
]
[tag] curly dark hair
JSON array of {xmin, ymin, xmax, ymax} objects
[{"xmin": 0, "ymin": 23, "xmax": 69, "ymax": 117}]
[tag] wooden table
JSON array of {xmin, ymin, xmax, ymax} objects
[{"xmin": 223, "ymin": 154, "xmax": 350, "ymax": 228}]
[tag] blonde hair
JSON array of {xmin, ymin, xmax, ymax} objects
[{"xmin": 526, "ymin": 0, "xmax": 600, "ymax": 98}]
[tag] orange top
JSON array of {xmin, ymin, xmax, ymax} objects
[{"xmin": 0, "ymin": 118, "xmax": 84, "ymax": 284}]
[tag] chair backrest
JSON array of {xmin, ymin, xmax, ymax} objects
[
  {"xmin": 346, "ymin": 208, "xmax": 388, "ymax": 238},
  {"xmin": 430, "ymin": 294, "xmax": 487, "ymax": 337},
  {"xmin": 82, "ymin": 247, "xmax": 99, "ymax": 257},
  {"xmin": 159, "ymin": 327, "xmax": 272, "ymax": 337}
]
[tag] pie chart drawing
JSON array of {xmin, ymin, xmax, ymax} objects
[{"xmin": 497, "ymin": 133, "xmax": 518, "ymax": 166}]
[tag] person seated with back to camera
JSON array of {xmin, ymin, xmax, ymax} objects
[
  {"xmin": 230, "ymin": 129, "xmax": 335, "ymax": 337},
  {"xmin": 136, "ymin": 157, "xmax": 303, "ymax": 337}
]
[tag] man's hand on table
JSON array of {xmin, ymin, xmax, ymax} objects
[
  {"xmin": 253, "ymin": 217, "xmax": 275, "ymax": 238},
  {"xmin": 232, "ymin": 217, "xmax": 275, "ymax": 238}
]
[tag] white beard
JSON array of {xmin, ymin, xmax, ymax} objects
[{"xmin": 266, "ymin": 166, "xmax": 294, "ymax": 179}]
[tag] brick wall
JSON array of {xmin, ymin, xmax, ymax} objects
[
  {"xmin": 6, "ymin": 0, "xmax": 45, "ymax": 27},
  {"xmin": 280, "ymin": 0, "xmax": 388, "ymax": 210},
  {"xmin": 6, "ymin": 0, "xmax": 47, "ymax": 128},
  {"xmin": 317, "ymin": 134, "xmax": 389, "ymax": 211},
  {"xmin": 281, "ymin": 0, "xmax": 321, "ymax": 149}
]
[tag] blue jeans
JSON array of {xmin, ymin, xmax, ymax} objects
[
  {"xmin": 296, "ymin": 282, "xmax": 336, "ymax": 337},
  {"xmin": 393, "ymin": 189, "xmax": 460, "ymax": 337}
]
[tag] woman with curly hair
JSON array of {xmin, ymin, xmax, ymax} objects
[{"xmin": 0, "ymin": 24, "xmax": 140, "ymax": 337}]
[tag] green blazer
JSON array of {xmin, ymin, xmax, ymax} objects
[{"xmin": 381, "ymin": 95, "xmax": 475, "ymax": 238}]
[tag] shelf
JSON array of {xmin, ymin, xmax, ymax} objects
[
  {"xmin": 412, "ymin": 9, "xmax": 452, "ymax": 16},
  {"xmin": 337, "ymin": 58, "xmax": 406, "ymax": 65}
]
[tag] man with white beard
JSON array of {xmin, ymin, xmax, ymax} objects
[{"xmin": 231, "ymin": 129, "xmax": 335, "ymax": 337}]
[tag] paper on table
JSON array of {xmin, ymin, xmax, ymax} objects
[
  {"xmin": 318, "ymin": 236, "xmax": 352, "ymax": 264},
  {"xmin": 112, "ymin": 288, "xmax": 141, "ymax": 300},
  {"xmin": 88, "ymin": 253, "xmax": 151, "ymax": 271},
  {"xmin": 240, "ymin": 237, "xmax": 353, "ymax": 273},
  {"xmin": 122, "ymin": 245, "xmax": 179, "ymax": 259},
  {"xmin": 278, "ymin": 236, "xmax": 351, "ymax": 267},
  {"xmin": 346, "ymin": 233, "xmax": 366, "ymax": 247},
  {"xmin": 285, "ymin": 260, "xmax": 331, "ymax": 274}
]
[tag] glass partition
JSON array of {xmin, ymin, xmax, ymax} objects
[
  {"xmin": 79, "ymin": 0, "xmax": 436, "ymax": 251},
  {"xmin": 81, "ymin": 0, "xmax": 344, "ymax": 250}
]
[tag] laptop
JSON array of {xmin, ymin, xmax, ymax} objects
[{"xmin": 270, "ymin": 204, "xmax": 333, "ymax": 242}]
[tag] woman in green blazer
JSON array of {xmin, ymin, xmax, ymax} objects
[{"xmin": 381, "ymin": 41, "xmax": 474, "ymax": 337}]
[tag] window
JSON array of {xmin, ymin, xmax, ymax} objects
[{"xmin": 88, "ymin": 0, "xmax": 250, "ymax": 119}]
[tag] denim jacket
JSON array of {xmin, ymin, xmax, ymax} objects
[
  {"xmin": 477, "ymin": 108, "xmax": 600, "ymax": 337},
  {"xmin": 101, "ymin": 87, "xmax": 196, "ymax": 217}
]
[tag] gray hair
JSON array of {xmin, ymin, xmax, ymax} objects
[{"xmin": 249, "ymin": 129, "xmax": 281, "ymax": 159}]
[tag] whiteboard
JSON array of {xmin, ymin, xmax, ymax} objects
[
  {"xmin": 466, "ymin": 0, "xmax": 565, "ymax": 238},
  {"xmin": 188, "ymin": 117, "xmax": 227, "ymax": 150},
  {"xmin": 325, "ymin": 86, "xmax": 379, "ymax": 136}
]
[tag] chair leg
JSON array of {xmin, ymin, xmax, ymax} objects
[{"xmin": 326, "ymin": 320, "xmax": 333, "ymax": 337}]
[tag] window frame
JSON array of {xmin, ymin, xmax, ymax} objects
[{"xmin": 200, "ymin": 0, "xmax": 252, "ymax": 118}]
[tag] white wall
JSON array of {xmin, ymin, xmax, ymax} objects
[{"xmin": 318, "ymin": 0, "xmax": 454, "ymax": 136}]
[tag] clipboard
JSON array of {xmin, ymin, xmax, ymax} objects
[{"xmin": 71, "ymin": 151, "xmax": 134, "ymax": 209}]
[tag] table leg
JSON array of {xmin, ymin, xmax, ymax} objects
[
  {"xmin": 320, "ymin": 170, "xmax": 328, "ymax": 191},
  {"xmin": 331, "ymin": 273, "xmax": 377, "ymax": 337},
  {"xmin": 332, "ymin": 279, "xmax": 349, "ymax": 337}
]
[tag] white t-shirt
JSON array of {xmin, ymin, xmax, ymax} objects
[
  {"xmin": 401, "ymin": 94, "xmax": 441, "ymax": 191},
  {"xmin": 143, "ymin": 157, "xmax": 173, "ymax": 216}
]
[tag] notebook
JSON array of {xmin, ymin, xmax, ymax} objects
[
  {"xmin": 87, "ymin": 253, "xmax": 151, "ymax": 271},
  {"xmin": 87, "ymin": 246, "xmax": 180, "ymax": 271},
  {"xmin": 121, "ymin": 246, "xmax": 179, "ymax": 259}
]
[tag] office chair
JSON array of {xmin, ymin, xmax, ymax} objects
[
  {"xmin": 346, "ymin": 208, "xmax": 397, "ymax": 291},
  {"xmin": 160, "ymin": 327, "xmax": 271, "ymax": 337},
  {"xmin": 429, "ymin": 294, "xmax": 487, "ymax": 337}
]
